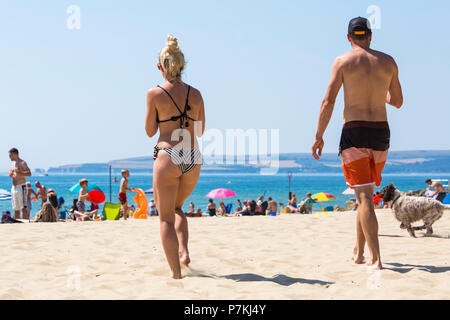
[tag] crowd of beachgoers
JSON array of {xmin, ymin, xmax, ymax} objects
[{"xmin": 2, "ymin": 171, "xmax": 448, "ymax": 224}]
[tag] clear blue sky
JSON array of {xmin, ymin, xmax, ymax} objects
[{"xmin": 1, "ymin": 0, "xmax": 449, "ymax": 171}]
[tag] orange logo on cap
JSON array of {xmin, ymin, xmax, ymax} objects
[{"xmin": 354, "ymin": 31, "xmax": 366, "ymax": 35}]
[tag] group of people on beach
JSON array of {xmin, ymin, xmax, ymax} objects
[
  {"xmin": 7, "ymin": 15, "xmax": 407, "ymax": 278},
  {"xmin": 183, "ymin": 192, "xmax": 318, "ymax": 218},
  {"xmin": 6, "ymin": 147, "xmax": 141, "ymax": 222}
]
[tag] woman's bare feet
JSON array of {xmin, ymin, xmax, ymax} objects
[{"xmin": 352, "ymin": 247, "xmax": 365, "ymax": 264}]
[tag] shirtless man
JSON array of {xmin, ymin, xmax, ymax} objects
[
  {"xmin": 267, "ymin": 197, "xmax": 278, "ymax": 215},
  {"xmin": 118, "ymin": 169, "xmax": 134, "ymax": 220},
  {"xmin": 8, "ymin": 148, "xmax": 32, "ymax": 220},
  {"xmin": 35, "ymin": 181, "xmax": 48, "ymax": 207},
  {"xmin": 311, "ymin": 17, "xmax": 403, "ymax": 270}
]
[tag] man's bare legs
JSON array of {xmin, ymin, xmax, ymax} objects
[
  {"xmin": 354, "ymin": 185, "xmax": 382, "ymax": 269},
  {"xmin": 353, "ymin": 209, "xmax": 366, "ymax": 264},
  {"xmin": 23, "ymin": 207, "xmax": 29, "ymax": 220},
  {"xmin": 14, "ymin": 210, "xmax": 20, "ymax": 220}
]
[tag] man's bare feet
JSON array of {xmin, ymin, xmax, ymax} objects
[{"xmin": 367, "ymin": 260, "xmax": 383, "ymax": 270}]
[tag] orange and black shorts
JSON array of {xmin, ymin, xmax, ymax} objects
[{"xmin": 339, "ymin": 121, "xmax": 390, "ymax": 188}]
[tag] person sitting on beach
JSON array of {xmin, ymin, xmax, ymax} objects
[
  {"xmin": 288, "ymin": 193, "xmax": 298, "ymax": 211},
  {"xmin": 217, "ymin": 200, "xmax": 227, "ymax": 216},
  {"xmin": 118, "ymin": 169, "xmax": 135, "ymax": 220},
  {"xmin": 226, "ymin": 200, "xmax": 250, "ymax": 217},
  {"xmin": 35, "ymin": 181, "xmax": 47, "ymax": 208},
  {"xmin": 47, "ymin": 192, "xmax": 59, "ymax": 214},
  {"xmin": 431, "ymin": 181, "xmax": 447, "ymax": 203},
  {"xmin": 267, "ymin": 197, "xmax": 277, "ymax": 215},
  {"xmin": 58, "ymin": 197, "xmax": 67, "ymax": 220},
  {"xmin": 89, "ymin": 201, "xmax": 100, "ymax": 220},
  {"xmin": 256, "ymin": 195, "xmax": 264, "ymax": 207},
  {"xmin": 206, "ymin": 199, "xmax": 216, "ymax": 216},
  {"xmin": 68, "ymin": 199, "xmax": 92, "ymax": 221},
  {"xmin": 299, "ymin": 192, "xmax": 316, "ymax": 214},
  {"xmin": 236, "ymin": 199, "xmax": 243, "ymax": 212},
  {"xmin": 187, "ymin": 201, "xmax": 195, "ymax": 215},
  {"xmin": 186, "ymin": 208, "xmax": 203, "ymax": 218},
  {"xmin": 32, "ymin": 202, "xmax": 57, "ymax": 223}
]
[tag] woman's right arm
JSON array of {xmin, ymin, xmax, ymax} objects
[{"xmin": 145, "ymin": 89, "xmax": 159, "ymax": 138}]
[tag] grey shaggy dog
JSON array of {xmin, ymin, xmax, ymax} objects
[{"xmin": 381, "ymin": 183, "xmax": 448, "ymax": 237}]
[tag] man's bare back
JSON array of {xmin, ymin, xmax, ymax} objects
[{"xmin": 337, "ymin": 47, "xmax": 400, "ymax": 122}]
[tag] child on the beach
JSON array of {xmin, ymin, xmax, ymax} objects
[
  {"xmin": 90, "ymin": 201, "xmax": 99, "ymax": 220},
  {"xmin": 77, "ymin": 179, "xmax": 89, "ymax": 214},
  {"xmin": 118, "ymin": 169, "xmax": 134, "ymax": 220}
]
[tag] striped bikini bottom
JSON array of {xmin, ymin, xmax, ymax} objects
[{"xmin": 153, "ymin": 146, "xmax": 202, "ymax": 175}]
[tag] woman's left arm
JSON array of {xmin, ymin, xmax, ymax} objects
[{"xmin": 145, "ymin": 89, "xmax": 159, "ymax": 138}]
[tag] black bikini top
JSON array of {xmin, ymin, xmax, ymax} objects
[{"xmin": 156, "ymin": 85, "xmax": 195, "ymax": 129}]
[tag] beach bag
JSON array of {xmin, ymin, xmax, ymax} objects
[{"xmin": 1, "ymin": 211, "xmax": 23, "ymax": 224}]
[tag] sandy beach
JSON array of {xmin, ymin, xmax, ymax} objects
[{"xmin": 1, "ymin": 209, "xmax": 448, "ymax": 300}]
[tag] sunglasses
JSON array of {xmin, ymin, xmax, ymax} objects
[{"xmin": 157, "ymin": 64, "xmax": 162, "ymax": 71}]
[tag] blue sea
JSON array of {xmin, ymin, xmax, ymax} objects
[{"xmin": 0, "ymin": 173, "xmax": 447, "ymax": 219}]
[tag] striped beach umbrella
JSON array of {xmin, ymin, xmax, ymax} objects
[
  {"xmin": 0, "ymin": 189, "xmax": 11, "ymax": 201},
  {"xmin": 312, "ymin": 192, "xmax": 336, "ymax": 202}
]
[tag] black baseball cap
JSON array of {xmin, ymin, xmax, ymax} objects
[{"xmin": 348, "ymin": 16, "xmax": 372, "ymax": 36}]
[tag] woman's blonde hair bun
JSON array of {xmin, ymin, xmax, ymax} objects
[
  {"xmin": 159, "ymin": 34, "xmax": 185, "ymax": 81},
  {"xmin": 166, "ymin": 35, "xmax": 180, "ymax": 52}
]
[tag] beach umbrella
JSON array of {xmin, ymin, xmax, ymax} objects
[
  {"xmin": 0, "ymin": 189, "xmax": 11, "ymax": 201},
  {"xmin": 342, "ymin": 187, "xmax": 355, "ymax": 195},
  {"xmin": 69, "ymin": 183, "xmax": 103, "ymax": 194},
  {"xmin": 312, "ymin": 192, "xmax": 336, "ymax": 202},
  {"xmin": 144, "ymin": 188, "xmax": 153, "ymax": 194},
  {"xmin": 205, "ymin": 188, "xmax": 236, "ymax": 199},
  {"xmin": 88, "ymin": 190, "xmax": 106, "ymax": 204}
]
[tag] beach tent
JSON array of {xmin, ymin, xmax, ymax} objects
[{"xmin": 102, "ymin": 203, "xmax": 121, "ymax": 221}]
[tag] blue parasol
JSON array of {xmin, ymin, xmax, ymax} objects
[{"xmin": 69, "ymin": 183, "xmax": 103, "ymax": 194}]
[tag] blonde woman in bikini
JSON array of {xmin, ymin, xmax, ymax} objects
[{"xmin": 145, "ymin": 35, "xmax": 205, "ymax": 279}]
